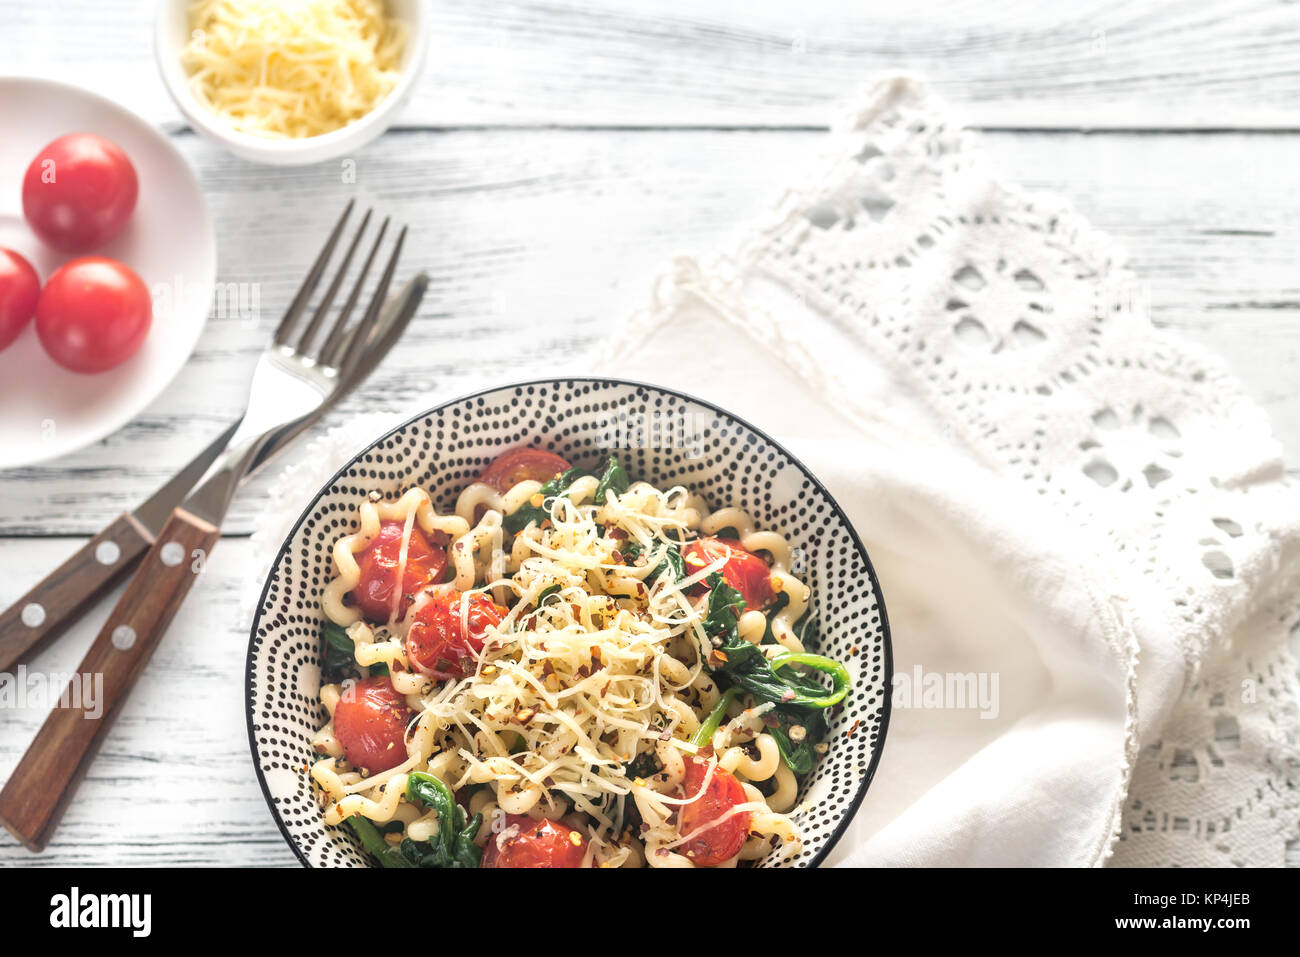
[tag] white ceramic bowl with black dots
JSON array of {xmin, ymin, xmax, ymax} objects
[{"xmin": 246, "ymin": 378, "xmax": 891, "ymax": 867}]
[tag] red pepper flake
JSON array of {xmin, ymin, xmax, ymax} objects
[
  {"xmin": 608, "ymin": 527, "xmax": 628, "ymax": 540},
  {"xmin": 846, "ymin": 719, "xmax": 861, "ymax": 738}
]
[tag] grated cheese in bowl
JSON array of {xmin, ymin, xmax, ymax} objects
[{"xmin": 180, "ymin": 0, "xmax": 408, "ymax": 140}]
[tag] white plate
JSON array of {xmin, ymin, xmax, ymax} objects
[{"xmin": 0, "ymin": 76, "xmax": 215, "ymax": 469}]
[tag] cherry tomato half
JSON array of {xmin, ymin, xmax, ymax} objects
[
  {"xmin": 682, "ymin": 537, "xmax": 775, "ymax": 612},
  {"xmin": 23, "ymin": 133, "xmax": 139, "ymax": 253},
  {"xmin": 406, "ymin": 591, "xmax": 506, "ymax": 680},
  {"xmin": 0, "ymin": 249, "xmax": 40, "ymax": 352},
  {"xmin": 350, "ymin": 521, "xmax": 448, "ymax": 623},
  {"xmin": 478, "ymin": 448, "xmax": 571, "ymax": 493},
  {"xmin": 332, "ymin": 676, "xmax": 412, "ymax": 773},
  {"xmin": 481, "ymin": 814, "xmax": 588, "ymax": 868},
  {"xmin": 35, "ymin": 256, "xmax": 152, "ymax": 373},
  {"xmin": 677, "ymin": 757, "xmax": 750, "ymax": 867}
]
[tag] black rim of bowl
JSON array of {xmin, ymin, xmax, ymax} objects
[{"xmin": 245, "ymin": 376, "xmax": 893, "ymax": 868}]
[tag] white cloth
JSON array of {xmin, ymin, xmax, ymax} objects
[
  {"xmin": 252, "ymin": 76, "xmax": 1300, "ymax": 867},
  {"xmin": 590, "ymin": 76, "xmax": 1300, "ymax": 867}
]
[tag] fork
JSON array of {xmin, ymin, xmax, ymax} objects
[{"xmin": 0, "ymin": 202, "xmax": 409, "ymax": 851}]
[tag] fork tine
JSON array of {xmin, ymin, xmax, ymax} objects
[
  {"xmin": 330, "ymin": 272, "xmax": 427, "ymax": 397},
  {"xmin": 327, "ymin": 226, "xmax": 407, "ymax": 372},
  {"xmin": 316, "ymin": 216, "xmax": 390, "ymax": 366},
  {"xmin": 294, "ymin": 208, "xmax": 372, "ymax": 354},
  {"xmin": 273, "ymin": 199, "xmax": 355, "ymax": 347}
]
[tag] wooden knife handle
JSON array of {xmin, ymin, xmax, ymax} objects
[
  {"xmin": 0, "ymin": 508, "xmax": 221, "ymax": 851},
  {"xmin": 0, "ymin": 513, "xmax": 154, "ymax": 675}
]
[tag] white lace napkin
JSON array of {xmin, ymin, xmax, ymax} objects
[{"xmin": 251, "ymin": 76, "xmax": 1300, "ymax": 867}]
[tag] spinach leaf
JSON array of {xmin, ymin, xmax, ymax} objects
[
  {"xmin": 502, "ymin": 466, "xmax": 588, "ymax": 535},
  {"xmin": 322, "ymin": 621, "xmax": 357, "ymax": 680},
  {"xmin": 322, "ymin": 620, "xmax": 388, "ymax": 679},
  {"xmin": 593, "ymin": 454, "xmax": 630, "ymax": 504},
  {"xmin": 620, "ymin": 540, "xmax": 686, "ymax": 587},
  {"xmin": 656, "ymin": 546, "xmax": 686, "ymax": 584},
  {"xmin": 624, "ymin": 750, "xmax": 662, "ymax": 781},
  {"xmin": 348, "ymin": 816, "xmax": 414, "ymax": 868},
  {"xmin": 697, "ymin": 571, "xmax": 849, "ymax": 772},
  {"xmin": 765, "ymin": 706, "xmax": 828, "ymax": 776},
  {"xmin": 690, "ymin": 686, "xmax": 741, "ymax": 747},
  {"xmin": 702, "ymin": 572, "xmax": 848, "ymax": 708},
  {"xmin": 398, "ymin": 772, "xmax": 483, "ymax": 868}
]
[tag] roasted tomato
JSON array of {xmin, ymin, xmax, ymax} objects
[
  {"xmin": 405, "ymin": 591, "xmax": 506, "ymax": 680},
  {"xmin": 677, "ymin": 757, "xmax": 750, "ymax": 867},
  {"xmin": 350, "ymin": 521, "xmax": 447, "ymax": 623},
  {"xmin": 477, "ymin": 448, "xmax": 571, "ymax": 493},
  {"xmin": 682, "ymin": 537, "xmax": 775, "ymax": 612},
  {"xmin": 331, "ymin": 676, "xmax": 412, "ymax": 773},
  {"xmin": 481, "ymin": 814, "xmax": 588, "ymax": 868}
]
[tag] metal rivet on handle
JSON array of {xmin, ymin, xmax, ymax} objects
[
  {"xmin": 95, "ymin": 541, "xmax": 121, "ymax": 565},
  {"xmin": 21, "ymin": 603, "xmax": 46, "ymax": 627},
  {"xmin": 111, "ymin": 625, "xmax": 136, "ymax": 650},
  {"xmin": 160, "ymin": 542, "xmax": 185, "ymax": 567}
]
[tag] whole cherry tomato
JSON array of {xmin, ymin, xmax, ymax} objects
[
  {"xmin": 34, "ymin": 256, "xmax": 152, "ymax": 373},
  {"xmin": 23, "ymin": 133, "xmax": 139, "ymax": 253},
  {"xmin": 0, "ymin": 248, "xmax": 40, "ymax": 352}
]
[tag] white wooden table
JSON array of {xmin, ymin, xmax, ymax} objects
[{"xmin": 1, "ymin": 0, "xmax": 1298, "ymax": 866}]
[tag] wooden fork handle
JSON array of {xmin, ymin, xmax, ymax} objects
[
  {"xmin": 0, "ymin": 513, "xmax": 154, "ymax": 675},
  {"xmin": 0, "ymin": 508, "xmax": 221, "ymax": 851}
]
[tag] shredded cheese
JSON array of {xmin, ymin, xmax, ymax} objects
[{"xmin": 182, "ymin": 0, "xmax": 407, "ymax": 139}]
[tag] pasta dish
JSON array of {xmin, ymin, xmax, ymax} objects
[{"xmin": 309, "ymin": 447, "xmax": 851, "ymax": 867}]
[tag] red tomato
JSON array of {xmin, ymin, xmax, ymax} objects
[
  {"xmin": 677, "ymin": 757, "xmax": 750, "ymax": 867},
  {"xmin": 405, "ymin": 592, "xmax": 506, "ymax": 680},
  {"xmin": 0, "ymin": 249, "xmax": 40, "ymax": 352},
  {"xmin": 350, "ymin": 521, "xmax": 448, "ymax": 623},
  {"xmin": 332, "ymin": 676, "xmax": 413, "ymax": 773},
  {"xmin": 22, "ymin": 133, "xmax": 139, "ymax": 253},
  {"xmin": 478, "ymin": 448, "xmax": 571, "ymax": 493},
  {"xmin": 35, "ymin": 257, "xmax": 152, "ymax": 373},
  {"xmin": 481, "ymin": 814, "xmax": 588, "ymax": 868},
  {"xmin": 682, "ymin": 537, "xmax": 775, "ymax": 612}
]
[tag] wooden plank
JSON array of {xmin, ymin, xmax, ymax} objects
[
  {"xmin": 5, "ymin": 0, "xmax": 1300, "ymax": 129},
  {"xmin": 0, "ymin": 127, "xmax": 1297, "ymax": 536},
  {"xmin": 0, "ymin": 537, "xmax": 297, "ymax": 866}
]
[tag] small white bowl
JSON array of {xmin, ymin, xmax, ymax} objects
[{"xmin": 154, "ymin": 0, "xmax": 430, "ymax": 166}]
